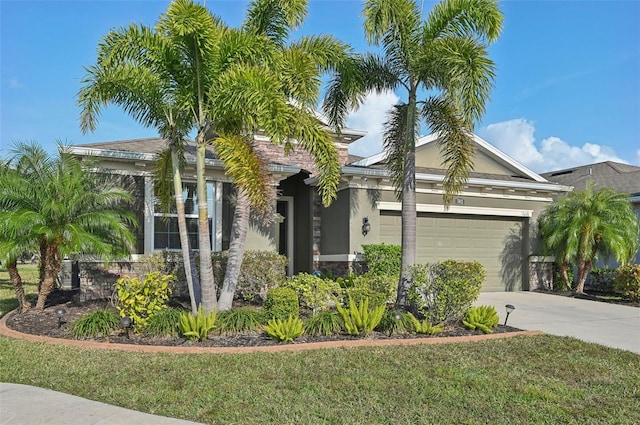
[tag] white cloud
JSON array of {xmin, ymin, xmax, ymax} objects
[
  {"xmin": 479, "ymin": 118, "xmax": 627, "ymax": 173},
  {"xmin": 346, "ymin": 90, "xmax": 399, "ymax": 158}
]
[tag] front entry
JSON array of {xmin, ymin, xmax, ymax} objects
[{"xmin": 276, "ymin": 197, "xmax": 294, "ymax": 275}]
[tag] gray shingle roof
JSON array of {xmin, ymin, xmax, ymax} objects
[
  {"xmin": 75, "ymin": 138, "xmax": 217, "ymax": 160},
  {"xmin": 541, "ymin": 161, "xmax": 640, "ymax": 196}
]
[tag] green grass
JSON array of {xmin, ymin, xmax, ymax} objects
[
  {"xmin": 0, "ymin": 264, "xmax": 38, "ymax": 316},
  {"xmin": 0, "ymin": 335, "xmax": 638, "ymax": 424},
  {"xmin": 2, "ymin": 270, "xmax": 639, "ymax": 424}
]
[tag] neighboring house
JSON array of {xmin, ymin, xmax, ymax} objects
[
  {"xmin": 67, "ymin": 131, "xmax": 571, "ymax": 293},
  {"xmin": 542, "ymin": 161, "xmax": 640, "ymax": 266}
]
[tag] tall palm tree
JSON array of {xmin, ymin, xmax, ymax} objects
[
  {"xmin": 78, "ymin": 23, "xmax": 202, "ymax": 314},
  {"xmin": 0, "ymin": 142, "xmax": 137, "ymax": 309},
  {"xmin": 540, "ymin": 185, "xmax": 640, "ymax": 293},
  {"xmin": 209, "ymin": 0, "xmax": 348, "ymax": 310},
  {"xmin": 323, "ymin": 0, "xmax": 503, "ymax": 307}
]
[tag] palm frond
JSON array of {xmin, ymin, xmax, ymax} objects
[
  {"xmin": 244, "ymin": 0, "xmax": 308, "ymax": 45},
  {"xmin": 382, "ymin": 103, "xmax": 412, "ymax": 196},
  {"xmin": 424, "ymin": 0, "xmax": 503, "ymax": 44}
]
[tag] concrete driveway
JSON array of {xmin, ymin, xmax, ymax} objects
[{"xmin": 476, "ymin": 292, "xmax": 640, "ymax": 354}]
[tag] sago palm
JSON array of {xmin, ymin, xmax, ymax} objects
[
  {"xmin": 323, "ymin": 0, "xmax": 503, "ymax": 307},
  {"xmin": 540, "ymin": 184, "xmax": 640, "ymax": 293},
  {"xmin": 0, "ymin": 142, "xmax": 137, "ymax": 309}
]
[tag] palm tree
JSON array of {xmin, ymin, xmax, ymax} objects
[
  {"xmin": 323, "ymin": 0, "xmax": 503, "ymax": 307},
  {"xmin": 0, "ymin": 142, "xmax": 137, "ymax": 309},
  {"xmin": 78, "ymin": 23, "xmax": 202, "ymax": 315},
  {"xmin": 208, "ymin": 0, "xmax": 348, "ymax": 310},
  {"xmin": 540, "ymin": 185, "xmax": 640, "ymax": 293}
]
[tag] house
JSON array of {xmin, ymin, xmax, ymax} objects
[
  {"xmin": 541, "ymin": 161, "xmax": 640, "ymax": 266},
  {"xmin": 66, "ymin": 131, "xmax": 571, "ymax": 294}
]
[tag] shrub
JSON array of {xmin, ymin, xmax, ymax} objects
[
  {"xmin": 143, "ymin": 308, "xmax": 182, "ymax": 337},
  {"xmin": 178, "ymin": 305, "xmax": 217, "ymax": 341},
  {"xmin": 406, "ymin": 313, "xmax": 443, "ymax": 335},
  {"xmin": 615, "ymin": 264, "xmax": 640, "ymax": 301},
  {"xmin": 282, "ymin": 273, "xmax": 342, "ymax": 313},
  {"xmin": 462, "ymin": 305, "xmax": 499, "ymax": 334},
  {"xmin": 553, "ymin": 262, "xmax": 574, "ymax": 291},
  {"xmin": 361, "ymin": 244, "xmax": 401, "ymax": 277},
  {"xmin": 336, "ymin": 297, "xmax": 386, "ymax": 336},
  {"xmin": 589, "ymin": 268, "xmax": 618, "ymax": 292},
  {"xmin": 343, "ymin": 273, "xmax": 397, "ymax": 307},
  {"xmin": 375, "ymin": 309, "xmax": 412, "ymax": 335},
  {"xmin": 114, "ymin": 272, "xmax": 174, "ymax": 330},
  {"xmin": 407, "ymin": 260, "xmax": 485, "ymax": 324},
  {"xmin": 264, "ymin": 316, "xmax": 304, "ymax": 342},
  {"xmin": 304, "ymin": 311, "xmax": 343, "ymax": 336},
  {"xmin": 217, "ymin": 307, "xmax": 266, "ymax": 334},
  {"xmin": 263, "ymin": 287, "xmax": 299, "ymax": 320},
  {"xmin": 212, "ymin": 250, "xmax": 287, "ymax": 302},
  {"xmin": 69, "ymin": 310, "xmax": 119, "ymax": 339}
]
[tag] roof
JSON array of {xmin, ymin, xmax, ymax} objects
[
  {"xmin": 541, "ymin": 161, "xmax": 640, "ymax": 196},
  {"xmin": 72, "ymin": 138, "xmax": 216, "ymax": 160}
]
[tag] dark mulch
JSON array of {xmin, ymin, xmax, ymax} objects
[{"xmin": 5, "ymin": 290, "xmax": 521, "ymax": 348}]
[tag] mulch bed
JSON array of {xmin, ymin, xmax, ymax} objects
[{"xmin": 5, "ymin": 290, "xmax": 521, "ymax": 348}]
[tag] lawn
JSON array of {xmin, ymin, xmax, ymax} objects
[
  {"xmin": 0, "ymin": 263, "xmax": 38, "ymax": 317},
  {"xmin": 2, "ymin": 267, "xmax": 640, "ymax": 424}
]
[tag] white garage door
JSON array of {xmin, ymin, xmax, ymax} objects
[{"xmin": 379, "ymin": 211, "xmax": 524, "ymax": 291}]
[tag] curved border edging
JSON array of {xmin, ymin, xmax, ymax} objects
[{"xmin": 0, "ymin": 309, "xmax": 543, "ymax": 354}]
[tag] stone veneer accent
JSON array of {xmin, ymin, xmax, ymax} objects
[{"xmin": 528, "ymin": 256, "xmax": 555, "ymax": 290}]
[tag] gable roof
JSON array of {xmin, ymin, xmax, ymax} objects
[
  {"xmin": 541, "ymin": 161, "xmax": 640, "ymax": 196},
  {"xmin": 351, "ymin": 132, "xmax": 548, "ymax": 183}
]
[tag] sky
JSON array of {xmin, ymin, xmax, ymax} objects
[{"xmin": 1, "ymin": 0, "xmax": 639, "ymax": 174}]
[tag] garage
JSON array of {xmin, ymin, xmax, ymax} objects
[{"xmin": 379, "ymin": 211, "xmax": 526, "ymax": 291}]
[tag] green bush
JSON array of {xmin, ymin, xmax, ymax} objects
[
  {"xmin": 463, "ymin": 305, "xmax": 499, "ymax": 334},
  {"xmin": 114, "ymin": 271, "xmax": 174, "ymax": 330},
  {"xmin": 178, "ymin": 305, "xmax": 217, "ymax": 341},
  {"xmin": 304, "ymin": 311, "xmax": 343, "ymax": 336},
  {"xmin": 336, "ymin": 297, "xmax": 386, "ymax": 336},
  {"xmin": 282, "ymin": 273, "xmax": 342, "ymax": 313},
  {"xmin": 263, "ymin": 287, "xmax": 299, "ymax": 320},
  {"xmin": 615, "ymin": 264, "xmax": 640, "ymax": 301},
  {"xmin": 375, "ymin": 309, "xmax": 412, "ymax": 335},
  {"xmin": 553, "ymin": 262, "xmax": 574, "ymax": 291},
  {"xmin": 343, "ymin": 273, "xmax": 397, "ymax": 307},
  {"xmin": 264, "ymin": 316, "xmax": 304, "ymax": 342},
  {"xmin": 217, "ymin": 307, "xmax": 266, "ymax": 334},
  {"xmin": 212, "ymin": 250, "xmax": 287, "ymax": 302},
  {"xmin": 69, "ymin": 310, "xmax": 120, "ymax": 339},
  {"xmin": 362, "ymin": 244, "xmax": 401, "ymax": 277},
  {"xmin": 143, "ymin": 308, "xmax": 182, "ymax": 337},
  {"xmin": 407, "ymin": 260, "xmax": 485, "ymax": 324},
  {"xmin": 589, "ymin": 268, "xmax": 617, "ymax": 292}
]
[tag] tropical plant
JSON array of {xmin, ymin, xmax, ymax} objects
[
  {"xmin": 375, "ymin": 309, "xmax": 412, "ymax": 335},
  {"xmin": 178, "ymin": 305, "xmax": 217, "ymax": 341},
  {"xmin": 78, "ymin": 6, "xmax": 205, "ymax": 315},
  {"xmin": 0, "ymin": 142, "xmax": 136, "ymax": 309},
  {"xmin": 68, "ymin": 310, "xmax": 120, "ymax": 339},
  {"xmin": 406, "ymin": 313, "xmax": 443, "ymax": 335},
  {"xmin": 323, "ymin": 0, "xmax": 503, "ymax": 307},
  {"xmin": 264, "ymin": 315, "xmax": 305, "ymax": 342},
  {"xmin": 217, "ymin": 307, "xmax": 266, "ymax": 334},
  {"xmin": 336, "ymin": 296, "xmax": 386, "ymax": 336},
  {"xmin": 143, "ymin": 307, "xmax": 183, "ymax": 337},
  {"xmin": 615, "ymin": 264, "xmax": 640, "ymax": 302},
  {"xmin": 540, "ymin": 185, "xmax": 640, "ymax": 293},
  {"xmin": 282, "ymin": 273, "xmax": 343, "ymax": 313},
  {"xmin": 114, "ymin": 272, "xmax": 174, "ymax": 330},
  {"xmin": 263, "ymin": 287, "xmax": 299, "ymax": 320},
  {"xmin": 304, "ymin": 311, "xmax": 343, "ymax": 336},
  {"xmin": 462, "ymin": 305, "xmax": 499, "ymax": 334}
]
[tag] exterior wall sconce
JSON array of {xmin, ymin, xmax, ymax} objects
[
  {"xmin": 362, "ymin": 217, "xmax": 371, "ymax": 236},
  {"xmin": 455, "ymin": 197, "xmax": 464, "ymax": 205}
]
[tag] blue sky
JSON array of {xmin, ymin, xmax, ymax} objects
[{"xmin": 1, "ymin": 0, "xmax": 639, "ymax": 173}]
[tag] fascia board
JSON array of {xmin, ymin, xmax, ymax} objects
[{"xmin": 376, "ymin": 201, "xmax": 533, "ymax": 218}]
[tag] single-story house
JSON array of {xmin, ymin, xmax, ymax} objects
[
  {"xmin": 542, "ymin": 161, "xmax": 640, "ymax": 266},
  {"xmin": 66, "ymin": 129, "xmax": 571, "ymax": 293}
]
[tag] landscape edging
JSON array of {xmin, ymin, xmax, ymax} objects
[{"xmin": 0, "ymin": 309, "xmax": 543, "ymax": 354}]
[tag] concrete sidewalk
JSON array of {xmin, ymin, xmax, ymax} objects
[
  {"xmin": 477, "ymin": 291, "xmax": 640, "ymax": 354},
  {"xmin": 0, "ymin": 383, "xmax": 203, "ymax": 425}
]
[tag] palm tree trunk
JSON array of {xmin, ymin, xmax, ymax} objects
[
  {"xmin": 574, "ymin": 258, "xmax": 591, "ymax": 294},
  {"xmin": 559, "ymin": 261, "xmax": 570, "ymax": 290},
  {"xmin": 195, "ymin": 139, "xmax": 217, "ymax": 313},
  {"xmin": 7, "ymin": 258, "xmax": 30, "ymax": 313},
  {"xmin": 171, "ymin": 150, "xmax": 201, "ymax": 315},
  {"xmin": 35, "ymin": 243, "xmax": 61, "ymax": 309},
  {"xmin": 218, "ymin": 188, "xmax": 251, "ymax": 311},
  {"xmin": 396, "ymin": 89, "xmax": 418, "ymax": 308}
]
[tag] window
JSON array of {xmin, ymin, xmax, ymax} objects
[{"xmin": 153, "ymin": 182, "xmax": 216, "ymax": 250}]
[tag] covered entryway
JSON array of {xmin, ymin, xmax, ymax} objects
[{"xmin": 379, "ymin": 211, "xmax": 526, "ymax": 291}]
